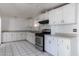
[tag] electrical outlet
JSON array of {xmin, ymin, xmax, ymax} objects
[{"xmin": 73, "ymin": 29, "xmax": 77, "ymax": 32}]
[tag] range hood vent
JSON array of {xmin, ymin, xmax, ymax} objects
[{"xmin": 39, "ymin": 20, "xmax": 49, "ymax": 24}]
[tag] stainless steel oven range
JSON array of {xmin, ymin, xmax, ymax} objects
[
  {"xmin": 35, "ymin": 29, "xmax": 51, "ymax": 51},
  {"xmin": 35, "ymin": 33, "xmax": 44, "ymax": 51}
]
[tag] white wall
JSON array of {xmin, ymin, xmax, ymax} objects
[
  {"xmin": 76, "ymin": 4, "xmax": 79, "ymax": 56},
  {"xmin": 1, "ymin": 16, "xmax": 34, "ymax": 31},
  {"xmin": 0, "ymin": 17, "xmax": 1, "ymax": 44},
  {"xmin": 51, "ymin": 24, "xmax": 77, "ymax": 34},
  {"xmin": 1, "ymin": 16, "xmax": 35, "ymax": 43}
]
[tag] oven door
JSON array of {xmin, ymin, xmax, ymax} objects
[{"xmin": 35, "ymin": 36, "xmax": 43, "ymax": 47}]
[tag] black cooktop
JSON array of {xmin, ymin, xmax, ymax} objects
[
  {"xmin": 35, "ymin": 32, "xmax": 50, "ymax": 36},
  {"xmin": 35, "ymin": 29, "xmax": 51, "ymax": 36},
  {"xmin": 35, "ymin": 33, "xmax": 44, "ymax": 36}
]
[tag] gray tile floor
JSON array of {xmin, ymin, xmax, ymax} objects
[{"xmin": 0, "ymin": 41, "xmax": 51, "ymax": 56}]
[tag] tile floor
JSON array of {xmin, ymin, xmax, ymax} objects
[{"xmin": 0, "ymin": 41, "xmax": 51, "ymax": 56}]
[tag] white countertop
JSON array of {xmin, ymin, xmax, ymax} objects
[{"xmin": 45, "ymin": 32, "xmax": 78, "ymax": 38}]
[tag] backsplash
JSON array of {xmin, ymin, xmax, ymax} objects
[
  {"xmin": 51, "ymin": 24, "xmax": 77, "ymax": 34},
  {"xmin": 39, "ymin": 24, "xmax": 51, "ymax": 30}
]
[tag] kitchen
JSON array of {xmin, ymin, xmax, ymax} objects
[{"xmin": 0, "ymin": 3, "xmax": 79, "ymax": 56}]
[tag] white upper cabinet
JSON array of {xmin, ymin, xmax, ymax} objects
[
  {"xmin": 49, "ymin": 4, "xmax": 76, "ymax": 25},
  {"xmin": 62, "ymin": 4, "xmax": 76, "ymax": 24},
  {"xmin": 54, "ymin": 7, "xmax": 63, "ymax": 24},
  {"xmin": 49, "ymin": 10, "xmax": 55, "ymax": 25},
  {"xmin": 49, "ymin": 6, "xmax": 63, "ymax": 25},
  {"xmin": 38, "ymin": 12, "xmax": 49, "ymax": 21},
  {"xmin": 43, "ymin": 12, "xmax": 49, "ymax": 20}
]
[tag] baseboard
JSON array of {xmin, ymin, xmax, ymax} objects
[
  {"xmin": 25, "ymin": 39, "xmax": 35, "ymax": 46},
  {"xmin": 1, "ymin": 40, "xmax": 26, "ymax": 44}
]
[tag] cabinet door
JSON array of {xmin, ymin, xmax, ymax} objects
[
  {"xmin": 50, "ymin": 37, "xmax": 57, "ymax": 56},
  {"xmin": 38, "ymin": 14, "xmax": 44, "ymax": 21},
  {"xmin": 45, "ymin": 35, "xmax": 51, "ymax": 54},
  {"xmin": 49, "ymin": 7, "xmax": 63, "ymax": 25},
  {"xmin": 26, "ymin": 32, "xmax": 35, "ymax": 45},
  {"xmin": 62, "ymin": 4, "xmax": 76, "ymax": 24},
  {"xmin": 62, "ymin": 38, "xmax": 71, "ymax": 56},
  {"xmin": 45, "ymin": 36, "xmax": 57, "ymax": 56},
  {"xmin": 57, "ymin": 37, "xmax": 71, "ymax": 56},
  {"xmin": 49, "ymin": 10, "xmax": 56, "ymax": 25},
  {"xmin": 54, "ymin": 7, "xmax": 63, "ymax": 25},
  {"xmin": 57, "ymin": 37, "xmax": 64, "ymax": 56},
  {"xmin": 43, "ymin": 12, "xmax": 49, "ymax": 20}
]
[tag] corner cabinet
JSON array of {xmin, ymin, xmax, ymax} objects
[
  {"xmin": 26, "ymin": 32, "xmax": 35, "ymax": 45},
  {"xmin": 49, "ymin": 4, "xmax": 77, "ymax": 25},
  {"xmin": 45, "ymin": 35, "xmax": 71, "ymax": 56}
]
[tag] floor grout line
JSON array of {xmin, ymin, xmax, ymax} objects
[{"xmin": 0, "ymin": 41, "xmax": 51, "ymax": 56}]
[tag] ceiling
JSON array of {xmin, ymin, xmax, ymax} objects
[{"xmin": 0, "ymin": 3, "xmax": 64, "ymax": 19}]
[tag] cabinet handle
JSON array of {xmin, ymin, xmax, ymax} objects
[
  {"xmin": 61, "ymin": 20, "xmax": 64, "ymax": 23},
  {"xmin": 53, "ymin": 21, "xmax": 56, "ymax": 24},
  {"xmin": 57, "ymin": 40, "xmax": 58, "ymax": 42},
  {"xmin": 62, "ymin": 40, "xmax": 63, "ymax": 43},
  {"xmin": 67, "ymin": 45, "xmax": 69, "ymax": 50},
  {"xmin": 57, "ymin": 43, "xmax": 59, "ymax": 46}
]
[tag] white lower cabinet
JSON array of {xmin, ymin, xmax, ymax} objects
[
  {"xmin": 2, "ymin": 32, "xmax": 27, "ymax": 42},
  {"xmin": 2, "ymin": 32, "xmax": 35, "ymax": 45},
  {"xmin": 45, "ymin": 36, "xmax": 51, "ymax": 54},
  {"xmin": 57, "ymin": 37, "xmax": 71, "ymax": 56},
  {"xmin": 45, "ymin": 35, "xmax": 71, "ymax": 56},
  {"xmin": 51, "ymin": 37, "xmax": 57, "ymax": 56},
  {"xmin": 26, "ymin": 32, "xmax": 35, "ymax": 45},
  {"xmin": 45, "ymin": 35, "xmax": 57, "ymax": 56}
]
